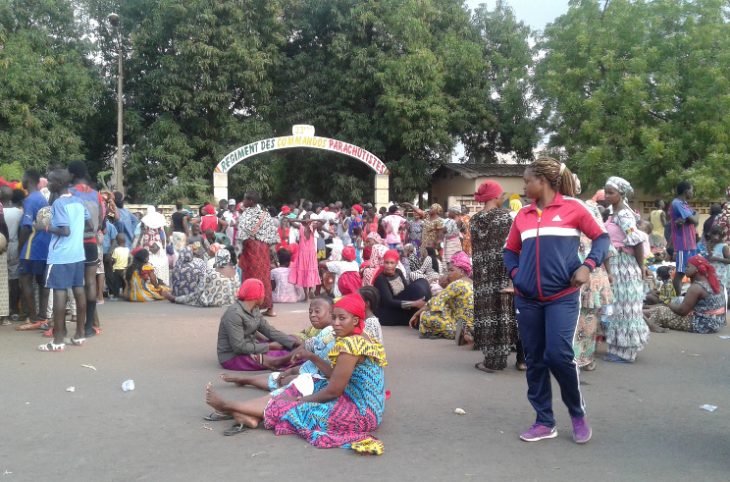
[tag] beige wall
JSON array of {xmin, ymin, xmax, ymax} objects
[
  {"xmin": 432, "ymin": 175, "xmax": 525, "ymax": 214},
  {"xmin": 431, "ymin": 176, "xmax": 475, "ymax": 208}
]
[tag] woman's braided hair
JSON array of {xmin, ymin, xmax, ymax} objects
[{"xmin": 528, "ymin": 157, "xmax": 577, "ymax": 197}]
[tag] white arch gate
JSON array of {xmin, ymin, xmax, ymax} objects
[{"xmin": 214, "ymin": 125, "xmax": 389, "ymax": 209}]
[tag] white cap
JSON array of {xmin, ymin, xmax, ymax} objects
[{"xmin": 228, "ymin": 198, "xmax": 236, "ymax": 205}]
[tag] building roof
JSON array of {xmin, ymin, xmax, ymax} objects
[{"xmin": 433, "ymin": 163, "xmax": 527, "ymax": 179}]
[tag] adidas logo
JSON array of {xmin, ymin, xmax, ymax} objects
[{"xmin": 552, "ymin": 215, "xmax": 562, "ymax": 222}]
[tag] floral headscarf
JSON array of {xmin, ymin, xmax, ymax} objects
[
  {"xmin": 450, "ymin": 251, "xmax": 472, "ymax": 277},
  {"xmin": 367, "ymin": 231, "xmax": 385, "ymax": 245},
  {"xmin": 214, "ymin": 249, "xmax": 231, "ymax": 268},
  {"xmin": 605, "ymin": 176, "xmax": 634, "ymax": 199}
]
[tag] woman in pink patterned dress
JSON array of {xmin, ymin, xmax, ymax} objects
[{"xmin": 288, "ymin": 215, "xmax": 323, "ymax": 299}]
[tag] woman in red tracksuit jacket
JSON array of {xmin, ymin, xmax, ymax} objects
[{"xmin": 503, "ymin": 158, "xmax": 609, "ymax": 445}]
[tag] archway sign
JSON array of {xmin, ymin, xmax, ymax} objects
[{"xmin": 214, "ymin": 124, "xmax": 390, "ymax": 209}]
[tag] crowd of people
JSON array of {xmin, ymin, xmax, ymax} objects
[{"xmin": 1, "ymin": 156, "xmax": 728, "ymax": 453}]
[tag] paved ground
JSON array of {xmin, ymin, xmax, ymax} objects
[{"xmin": 0, "ymin": 300, "xmax": 728, "ymax": 481}]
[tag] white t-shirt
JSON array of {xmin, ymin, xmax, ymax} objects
[
  {"xmin": 326, "ymin": 259, "xmax": 359, "ymax": 296},
  {"xmin": 3, "ymin": 206, "xmax": 22, "ymax": 242},
  {"xmin": 382, "ymin": 214, "xmax": 406, "ymax": 245}
]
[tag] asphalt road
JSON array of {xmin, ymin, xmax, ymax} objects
[{"xmin": 1, "ymin": 300, "xmax": 728, "ymax": 481}]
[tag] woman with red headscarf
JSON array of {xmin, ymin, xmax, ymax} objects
[
  {"xmin": 409, "ymin": 251, "xmax": 473, "ymax": 340},
  {"xmin": 205, "ymin": 293, "xmax": 388, "ymax": 455},
  {"xmin": 470, "ymin": 180, "xmax": 525, "ymax": 372},
  {"xmin": 645, "ymin": 255, "xmax": 726, "ymax": 333},
  {"xmin": 200, "ymin": 204, "xmax": 220, "ymax": 233},
  {"xmin": 321, "ymin": 246, "xmax": 361, "ymax": 296},
  {"xmin": 372, "ymin": 249, "xmax": 431, "ymax": 325},
  {"xmin": 216, "ymin": 279, "xmax": 301, "ymax": 371}
]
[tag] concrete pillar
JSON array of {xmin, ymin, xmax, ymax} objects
[
  {"xmin": 213, "ymin": 172, "xmax": 228, "ymax": 203},
  {"xmin": 374, "ymin": 174, "xmax": 389, "ymax": 210}
]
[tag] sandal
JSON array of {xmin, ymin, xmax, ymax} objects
[
  {"xmin": 38, "ymin": 342, "xmax": 65, "ymax": 352},
  {"xmin": 604, "ymin": 353, "xmax": 633, "ymax": 364},
  {"xmin": 85, "ymin": 326, "xmax": 102, "ymax": 338},
  {"xmin": 64, "ymin": 337, "xmax": 86, "ymax": 346},
  {"xmin": 223, "ymin": 423, "xmax": 249, "ymax": 436},
  {"xmin": 474, "ymin": 362, "xmax": 495, "ymax": 374},
  {"xmin": 16, "ymin": 320, "xmax": 44, "ymax": 331},
  {"xmin": 42, "ymin": 328, "xmax": 54, "ymax": 338},
  {"xmin": 582, "ymin": 361, "xmax": 596, "ymax": 371},
  {"xmin": 515, "ymin": 362, "xmax": 528, "ymax": 371},
  {"xmin": 204, "ymin": 412, "xmax": 233, "ymax": 422}
]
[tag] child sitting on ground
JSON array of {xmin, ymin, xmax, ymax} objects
[
  {"xmin": 643, "ymin": 265, "xmax": 675, "ymax": 333},
  {"xmin": 359, "ymin": 285, "xmax": 384, "ymax": 345},
  {"xmin": 645, "ymin": 266, "xmax": 676, "ymax": 306},
  {"xmin": 271, "ymin": 249, "xmax": 305, "ymax": 303}
]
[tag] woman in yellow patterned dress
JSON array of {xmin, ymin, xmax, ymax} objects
[
  {"xmin": 125, "ymin": 249, "xmax": 167, "ymax": 302},
  {"xmin": 410, "ymin": 251, "xmax": 473, "ymax": 340}
]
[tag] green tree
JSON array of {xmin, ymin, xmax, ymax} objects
[
  {"xmin": 460, "ymin": 1, "xmax": 539, "ymax": 163},
  {"xmin": 537, "ymin": 0, "xmax": 730, "ymax": 198},
  {"xmin": 83, "ymin": 0, "xmax": 286, "ymax": 203},
  {"xmin": 0, "ymin": 0, "xmax": 106, "ymax": 173}
]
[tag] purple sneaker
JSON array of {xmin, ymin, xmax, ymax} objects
[
  {"xmin": 571, "ymin": 416, "xmax": 592, "ymax": 444},
  {"xmin": 519, "ymin": 423, "xmax": 557, "ymax": 442}
]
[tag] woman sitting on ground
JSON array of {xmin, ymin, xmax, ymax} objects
[
  {"xmin": 645, "ymin": 255, "xmax": 726, "ymax": 333},
  {"xmin": 217, "ymin": 279, "xmax": 302, "ymax": 371},
  {"xmin": 170, "ymin": 247, "xmax": 206, "ymax": 298},
  {"xmin": 148, "ymin": 241, "xmax": 170, "ymax": 286},
  {"xmin": 125, "ymin": 249, "xmax": 168, "ymax": 302},
  {"xmin": 361, "ymin": 232, "xmax": 389, "ymax": 286},
  {"xmin": 372, "ymin": 249, "xmax": 431, "ymax": 326},
  {"xmin": 167, "ymin": 249, "xmax": 239, "ymax": 307},
  {"xmin": 205, "ymin": 293, "xmax": 388, "ymax": 455},
  {"xmin": 409, "ymin": 251, "xmax": 473, "ymax": 341}
]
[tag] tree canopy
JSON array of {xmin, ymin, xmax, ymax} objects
[
  {"xmin": 0, "ymin": 0, "xmax": 108, "ymax": 175},
  {"xmin": 537, "ymin": 0, "xmax": 730, "ymax": 198}
]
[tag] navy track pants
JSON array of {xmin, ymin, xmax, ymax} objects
[{"xmin": 515, "ymin": 291, "xmax": 585, "ymax": 427}]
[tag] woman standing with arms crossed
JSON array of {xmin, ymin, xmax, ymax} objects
[{"xmin": 503, "ymin": 158, "xmax": 609, "ymax": 444}]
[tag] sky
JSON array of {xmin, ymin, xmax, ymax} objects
[{"xmin": 464, "ymin": 0, "xmax": 570, "ymax": 31}]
